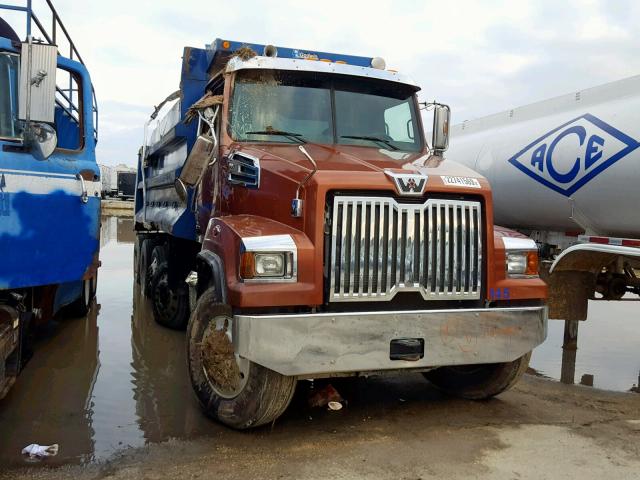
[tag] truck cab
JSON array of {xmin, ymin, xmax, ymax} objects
[
  {"xmin": 136, "ymin": 40, "xmax": 547, "ymax": 429},
  {"xmin": 0, "ymin": 3, "xmax": 100, "ymax": 399}
]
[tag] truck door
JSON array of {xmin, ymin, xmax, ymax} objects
[{"xmin": 0, "ymin": 50, "xmax": 100, "ymax": 290}]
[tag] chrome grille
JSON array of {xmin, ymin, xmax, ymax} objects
[{"xmin": 329, "ymin": 196, "xmax": 482, "ymax": 302}]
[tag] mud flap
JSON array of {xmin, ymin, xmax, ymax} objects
[{"xmin": 541, "ymin": 267, "xmax": 594, "ymax": 321}]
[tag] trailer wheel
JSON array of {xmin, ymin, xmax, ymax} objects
[
  {"xmin": 148, "ymin": 246, "xmax": 190, "ymax": 330},
  {"xmin": 187, "ymin": 289, "xmax": 296, "ymax": 429},
  {"xmin": 605, "ymin": 275, "xmax": 627, "ymax": 300},
  {"xmin": 423, "ymin": 352, "xmax": 531, "ymax": 400}
]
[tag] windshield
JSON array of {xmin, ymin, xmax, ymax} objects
[
  {"xmin": 0, "ymin": 53, "xmax": 20, "ymax": 139},
  {"xmin": 231, "ymin": 70, "xmax": 423, "ymax": 152}
]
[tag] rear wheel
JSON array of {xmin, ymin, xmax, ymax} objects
[
  {"xmin": 148, "ymin": 246, "xmax": 189, "ymax": 330},
  {"xmin": 136, "ymin": 235, "xmax": 157, "ymax": 297},
  {"xmin": 187, "ymin": 288, "xmax": 296, "ymax": 429},
  {"xmin": 423, "ymin": 352, "xmax": 531, "ymax": 400},
  {"xmin": 66, "ymin": 276, "xmax": 96, "ymax": 317}
]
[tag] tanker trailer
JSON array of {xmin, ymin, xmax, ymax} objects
[{"xmin": 448, "ymin": 75, "xmax": 640, "ymax": 321}]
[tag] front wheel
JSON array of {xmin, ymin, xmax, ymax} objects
[
  {"xmin": 187, "ymin": 289, "xmax": 296, "ymax": 429},
  {"xmin": 423, "ymin": 352, "xmax": 531, "ymax": 400}
]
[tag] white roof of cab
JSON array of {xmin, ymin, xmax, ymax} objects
[{"xmin": 225, "ymin": 56, "xmax": 420, "ymax": 90}]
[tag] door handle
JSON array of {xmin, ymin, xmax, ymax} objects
[{"xmin": 76, "ymin": 173, "xmax": 88, "ymax": 203}]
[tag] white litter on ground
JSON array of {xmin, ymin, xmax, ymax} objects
[{"xmin": 21, "ymin": 444, "xmax": 59, "ymax": 458}]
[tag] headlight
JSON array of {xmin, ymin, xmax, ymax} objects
[
  {"xmin": 255, "ymin": 253, "xmax": 285, "ymax": 276},
  {"xmin": 239, "ymin": 234, "xmax": 298, "ymax": 282},
  {"xmin": 241, "ymin": 251, "xmax": 295, "ymax": 279},
  {"xmin": 503, "ymin": 238, "xmax": 539, "ymax": 278}
]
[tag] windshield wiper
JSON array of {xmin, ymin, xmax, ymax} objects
[
  {"xmin": 244, "ymin": 130, "xmax": 307, "ymax": 144},
  {"xmin": 340, "ymin": 135, "xmax": 398, "ymax": 151}
]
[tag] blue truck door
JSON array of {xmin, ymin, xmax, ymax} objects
[{"xmin": 0, "ymin": 51, "xmax": 100, "ymax": 290}]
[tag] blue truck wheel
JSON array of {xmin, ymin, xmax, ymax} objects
[{"xmin": 148, "ymin": 246, "xmax": 190, "ymax": 330}]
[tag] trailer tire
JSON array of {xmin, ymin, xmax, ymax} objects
[
  {"xmin": 423, "ymin": 351, "xmax": 531, "ymax": 400},
  {"xmin": 148, "ymin": 247, "xmax": 190, "ymax": 330},
  {"xmin": 187, "ymin": 289, "xmax": 296, "ymax": 429}
]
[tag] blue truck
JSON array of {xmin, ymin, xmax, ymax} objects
[
  {"xmin": 136, "ymin": 39, "xmax": 547, "ymax": 429},
  {"xmin": 0, "ymin": 1, "xmax": 100, "ymax": 399}
]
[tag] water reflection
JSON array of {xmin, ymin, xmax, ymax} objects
[
  {"xmin": 130, "ymin": 281, "xmax": 209, "ymax": 443},
  {"xmin": 0, "ymin": 215, "xmax": 210, "ymax": 467},
  {"xmin": 0, "ymin": 304, "xmax": 99, "ymax": 466},
  {"xmin": 100, "ymin": 216, "xmax": 135, "ymax": 248},
  {"xmin": 531, "ymin": 298, "xmax": 640, "ymax": 392}
]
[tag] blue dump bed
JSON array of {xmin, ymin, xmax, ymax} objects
[{"xmin": 136, "ymin": 39, "xmax": 377, "ymax": 240}]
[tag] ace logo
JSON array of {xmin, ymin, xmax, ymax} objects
[{"xmin": 508, "ymin": 114, "xmax": 640, "ymax": 197}]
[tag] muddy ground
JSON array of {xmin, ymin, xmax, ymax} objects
[
  {"xmin": 3, "ymin": 373, "xmax": 640, "ymax": 480},
  {"xmin": 1, "ymin": 216, "xmax": 639, "ymax": 479}
]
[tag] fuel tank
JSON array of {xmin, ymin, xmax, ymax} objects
[{"xmin": 448, "ymin": 75, "xmax": 640, "ymax": 238}]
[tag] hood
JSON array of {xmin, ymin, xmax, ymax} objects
[{"xmin": 231, "ymin": 142, "xmax": 485, "ymax": 180}]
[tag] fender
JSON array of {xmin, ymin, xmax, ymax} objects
[
  {"xmin": 195, "ymin": 250, "xmax": 228, "ymax": 304},
  {"xmin": 550, "ymin": 243, "xmax": 640, "ymax": 274}
]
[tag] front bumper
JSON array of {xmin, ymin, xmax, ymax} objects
[{"xmin": 234, "ymin": 306, "xmax": 547, "ymax": 377}]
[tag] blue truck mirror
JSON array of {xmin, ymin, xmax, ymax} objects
[
  {"xmin": 18, "ymin": 42, "xmax": 57, "ymax": 124},
  {"xmin": 28, "ymin": 122, "xmax": 58, "ymax": 160}
]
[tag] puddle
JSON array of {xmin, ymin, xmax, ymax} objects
[
  {"xmin": 0, "ymin": 216, "xmax": 214, "ymax": 467},
  {"xmin": 0, "ymin": 215, "xmax": 638, "ymax": 467},
  {"xmin": 531, "ymin": 298, "xmax": 640, "ymax": 392}
]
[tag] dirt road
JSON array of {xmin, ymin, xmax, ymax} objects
[{"xmin": 4, "ymin": 373, "xmax": 639, "ymax": 480}]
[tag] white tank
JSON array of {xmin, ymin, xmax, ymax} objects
[{"xmin": 448, "ymin": 75, "xmax": 640, "ymax": 238}]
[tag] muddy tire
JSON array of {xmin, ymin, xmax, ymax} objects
[
  {"xmin": 187, "ymin": 289, "xmax": 296, "ymax": 429},
  {"xmin": 148, "ymin": 246, "xmax": 190, "ymax": 330},
  {"xmin": 423, "ymin": 352, "xmax": 531, "ymax": 400}
]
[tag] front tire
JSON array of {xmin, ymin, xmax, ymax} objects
[
  {"xmin": 423, "ymin": 352, "xmax": 531, "ymax": 400},
  {"xmin": 187, "ymin": 289, "xmax": 296, "ymax": 429}
]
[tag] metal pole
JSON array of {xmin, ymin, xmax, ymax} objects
[
  {"xmin": 560, "ymin": 319, "xmax": 579, "ymax": 384},
  {"xmin": 26, "ymin": 0, "xmax": 32, "ymax": 36}
]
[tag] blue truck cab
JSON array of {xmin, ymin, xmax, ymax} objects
[{"xmin": 0, "ymin": 2, "xmax": 100, "ymax": 399}]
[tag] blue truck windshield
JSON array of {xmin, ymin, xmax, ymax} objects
[
  {"xmin": 231, "ymin": 70, "xmax": 422, "ymax": 152},
  {"xmin": 0, "ymin": 53, "xmax": 20, "ymax": 139}
]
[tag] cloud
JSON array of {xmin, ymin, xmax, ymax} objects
[{"xmin": 19, "ymin": 0, "xmax": 638, "ymax": 166}]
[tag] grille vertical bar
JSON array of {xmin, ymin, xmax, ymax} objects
[{"xmin": 330, "ymin": 196, "xmax": 483, "ymax": 302}]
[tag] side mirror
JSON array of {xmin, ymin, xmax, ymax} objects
[
  {"xmin": 28, "ymin": 122, "xmax": 57, "ymax": 160},
  {"xmin": 431, "ymin": 103, "xmax": 450, "ymax": 155},
  {"xmin": 18, "ymin": 42, "xmax": 57, "ymax": 124},
  {"xmin": 179, "ymin": 134, "xmax": 215, "ymax": 185}
]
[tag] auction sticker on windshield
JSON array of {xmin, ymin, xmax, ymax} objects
[{"xmin": 441, "ymin": 176, "xmax": 481, "ymax": 188}]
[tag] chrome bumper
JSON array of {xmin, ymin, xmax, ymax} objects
[{"xmin": 234, "ymin": 306, "xmax": 547, "ymax": 377}]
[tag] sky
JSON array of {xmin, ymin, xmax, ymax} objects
[{"xmin": 3, "ymin": 0, "xmax": 640, "ymax": 166}]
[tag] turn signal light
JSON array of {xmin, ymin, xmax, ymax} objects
[{"xmin": 525, "ymin": 251, "xmax": 539, "ymax": 276}]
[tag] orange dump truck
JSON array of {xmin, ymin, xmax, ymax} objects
[{"xmin": 134, "ymin": 39, "xmax": 548, "ymax": 429}]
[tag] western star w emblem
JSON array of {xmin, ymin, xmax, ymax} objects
[
  {"xmin": 508, "ymin": 113, "xmax": 640, "ymax": 197},
  {"xmin": 384, "ymin": 170, "xmax": 428, "ymax": 196}
]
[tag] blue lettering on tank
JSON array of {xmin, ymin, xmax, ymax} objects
[
  {"xmin": 545, "ymin": 125, "xmax": 585, "ymax": 184},
  {"xmin": 508, "ymin": 113, "xmax": 640, "ymax": 196},
  {"xmin": 585, "ymin": 134, "xmax": 604, "ymax": 169}
]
